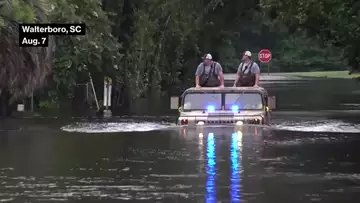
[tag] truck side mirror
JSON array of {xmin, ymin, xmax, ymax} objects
[
  {"xmin": 268, "ymin": 96, "xmax": 276, "ymax": 110},
  {"xmin": 170, "ymin": 96, "xmax": 179, "ymax": 109}
]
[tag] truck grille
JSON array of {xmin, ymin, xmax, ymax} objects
[
  {"xmin": 207, "ymin": 112, "xmax": 234, "ymax": 116},
  {"xmin": 203, "ymin": 119, "xmax": 262, "ymax": 124},
  {"xmin": 206, "ymin": 120, "xmax": 235, "ymax": 124}
]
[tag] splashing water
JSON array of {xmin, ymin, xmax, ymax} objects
[
  {"xmin": 273, "ymin": 119, "xmax": 360, "ymax": 133},
  {"xmin": 61, "ymin": 121, "xmax": 172, "ymax": 133},
  {"xmin": 60, "ymin": 117, "xmax": 360, "ymax": 134}
]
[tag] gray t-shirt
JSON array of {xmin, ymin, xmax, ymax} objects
[
  {"xmin": 195, "ymin": 62, "xmax": 223, "ymax": 76},
  {"xmin": 237, "ymin": 61, "xmax": 260, "ymax": 74}
]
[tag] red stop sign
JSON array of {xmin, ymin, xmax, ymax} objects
[{"xmin": 258, "ymin": 49, "xmax": 272, "ymax": 63}]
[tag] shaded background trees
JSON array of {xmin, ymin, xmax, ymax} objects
[
  {"xmin": 260, "ymin": 0, "xmax": 360, "ymax": 71},
  {"xmin": 0, "ymin": 0, "xmax": 357, "ymax": 116},
  {"xmin": 0, "ymin": 0, "xmax": 55, "ymax": 116}
]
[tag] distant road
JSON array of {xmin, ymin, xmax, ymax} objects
[
  {"xmin": 224, "ymin": 73, "xmax": 303, "ymax": 81},
  {"xmin": 224, "ymin": 71, "xmax": 357, "ymax": 81}
]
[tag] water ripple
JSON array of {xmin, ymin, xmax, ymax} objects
[
  {"xmin": 0, "ymin": 171, "xmax": 359, "ymax": 202},
  {"xmin": 0, "ymin": 175, "xmax": 202, "ymax": 201},
  {"xmin": 273, "ymin": 119, "xmax": 360, "ymax": 133},
  {"xmin": 61, "ymin": 121, "xmax": 172, "ymax": 133}
]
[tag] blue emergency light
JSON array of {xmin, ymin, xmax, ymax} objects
[
  {"xmin": 207, "ymin": 105, "xmax": 215, "ymax": 112},
  {"xmin": 231, "ymin": 105, "xmax": 239, "ymax": 112}
]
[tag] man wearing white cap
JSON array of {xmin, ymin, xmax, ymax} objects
[
  {"xmin": 233, "ymin": 51, "xmax": 260, "ymax": 87},
  {"xmin": 195, "ymin": 53, "xmax": 224, "ymax": 88}
]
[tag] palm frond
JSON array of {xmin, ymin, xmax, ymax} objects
[
  {"xmin": 0, "ymin": 0, "xmax": 12, "ymax": 24},
  {"xmin": 31, "ymin": 0, "xmax": 53, "ymax": 22},
  {"xmin": 0, "ymin": 0, "xmax": 55, "ymax": 101}
]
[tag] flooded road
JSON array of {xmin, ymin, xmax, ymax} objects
[{"xmin": 1, "ymin": 78, "xmax": 360, "ymax": 202}]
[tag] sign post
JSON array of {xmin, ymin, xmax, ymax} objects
[
  {"xmin": 258, "ymin": 49, "xmax": 272, "ymax": 75},
  {"xmin": 103, "ymin": 76, "xmax": 112, "ymax": 118}
]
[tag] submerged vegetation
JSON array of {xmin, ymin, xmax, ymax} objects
[{"xmin": 0, "ymin": 0, "xmax": 359, "ymax": 116}]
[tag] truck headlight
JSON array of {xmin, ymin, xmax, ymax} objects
[
  {"xmin": 236, "ymin": 121, "xmax": 243, "ymax": 125},
  {"xmin": 197, "ymin": 121, "xmax": 205, "ymax": 125}
]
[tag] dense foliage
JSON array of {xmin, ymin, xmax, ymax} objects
[
  {"xmin": 0, "ymin": 0, "xmax": 357, "ymax": 115},
  {"xmin": 260, "ymin": 0, "xmax": 360, "ymax": 71}
]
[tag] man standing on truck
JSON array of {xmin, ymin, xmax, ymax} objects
[
  {"xmin": 233, "ymin": 51, "xmax": 260, "ymax": 87},
  {"xmin": 195, "ymin": 53, "xmax": 225, "ymax": 88}
]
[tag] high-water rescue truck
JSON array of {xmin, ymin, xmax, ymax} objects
[{"xmin": 170, "ymin": 87, "xmax": 276, "ymax": 126}]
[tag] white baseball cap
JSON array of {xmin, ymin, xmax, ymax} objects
[
  {"xmin": 202, "ymin": 53, "xmax": 212, "ymax": 60},
  {"xmin": 244, "ymin": 51, "xmax": 251, "ymax": 57}
]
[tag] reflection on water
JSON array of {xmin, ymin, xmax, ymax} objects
[
  {"xmin": 203, "ymin": 130, "xmax": 244, "ymax": 202},
  {"xmin": 206, "ymin": 133, "xmax": 216, "ymax": 202},
  {"xmin": 198, "ymin": 133, "xmax": 204, "ymax": 174},
  {"xmin": 231, "ymin": 132, "xmax": 242, "ymax": 202}
]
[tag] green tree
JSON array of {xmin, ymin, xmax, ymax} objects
[
  {"xmin": 260, "ymin": 0, "xmax": 360, "ymax": 72},
  {"xmin": 42, "ymin": 0, "xmax": 122, "ymax": 107},
  {"xmin": 108, "ymin": 0, "xmax": 224, "ymax": 111},
  {"xmin": 0, "ymin": 0, "xmax": 55, "ymax": 116},
  {"xmin": 272, "ymin": 31, "xmax": 346, "ymax": 72}
]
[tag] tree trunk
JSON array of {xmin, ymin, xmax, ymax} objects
[
  {"xmin": 121, "ymin": 84, "xmax": 132, "ymax": 115},
  {"xmin": 119, "ymin": 0, "xmax": 134, "ymax": 51},
  {"xmin": 0, "ymin": 89, "xmax": 11, "ymax": 117}
]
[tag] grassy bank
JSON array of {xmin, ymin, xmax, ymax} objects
[{"xmin": 281, "ymin": 71, "xmax": 360, "ymax": 79}]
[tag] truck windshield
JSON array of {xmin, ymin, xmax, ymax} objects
[
  {"xmin": 225, "ymin": 93, "xmax": 263, "ymax": 110},
  {"xmin": 183, "ymin": 93, "xmax": 221, "ymax": 110}
]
